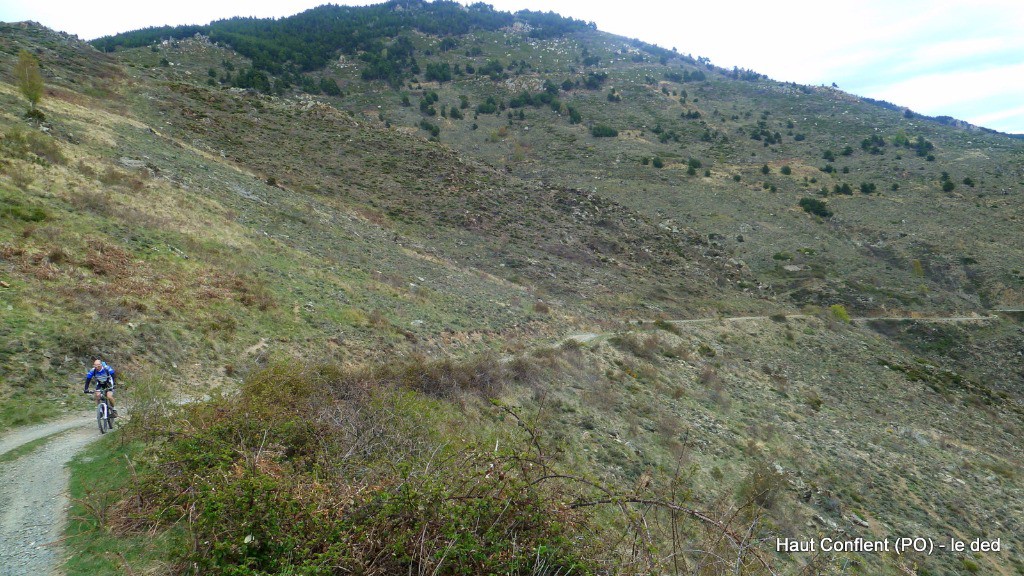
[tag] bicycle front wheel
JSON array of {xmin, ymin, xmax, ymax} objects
[{"xmin": 97, "ymin": 403, "xmax": 108, "ymax": 434}]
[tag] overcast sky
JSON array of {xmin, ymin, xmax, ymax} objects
[{"xmin": 3, "ymin": 0, "xmax": 1022, "ymax": 134}]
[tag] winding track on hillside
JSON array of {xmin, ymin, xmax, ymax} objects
[
  {"xmin": 566, "ymin": 312, "xmax": 1003, "ymax": 344},
  {"xmin": 0, "ymin": 311, "xmax": 1012, "ymax": 575},
  {"xmin": 0, "ymin": 413, "xmax": 95, "ymax": 576}
]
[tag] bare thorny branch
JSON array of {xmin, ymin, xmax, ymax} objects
[{"xmin": 497, "ymin": 403, "xmax": 779, "ymax": 575}]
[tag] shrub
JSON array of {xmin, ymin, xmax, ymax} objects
[
  {"xmin": 478, "ymin": 58, "xmax": 504, "ymax": 77},
  {"xmin": 653, "ymin": 319, "xmax": 681, "ymax": 335},
  {"xmin": 651, "ymin": 157, "xmax": 664, "ymax": 168},
  {"xmin": 475, "ymin": 96, "xmax": 498, "ymax": 114},
  {"xmin": 610, "ymin": 333, "xmax": 663, "ymax": 361},
  {"xmin": 833, "ymin": 183, "xmax": 853, "ymax": 195},
  {"xmin": 319, "ymin": 77, "xmax": 341, "ymax": 96},
  {"xmin": 567, "ymin": 105, "xmax": 582, "ymax": 124},
  {"xmin": 123, "ymin": 358, "xmax": 600, "ymax": 576},
  {"xmin": 804, "ymin": 389, "xmax": 824, "ymax": 411},
  {"xmin": 590, "ymin": 124, "xmax": 618, "ymax": 137},
  {"xmin": 423, "ymin": 62, "xmax": 451, "ymax": 82},
  {"xmin": 780, "ymin": 165, "xmax": 792, "ymax": 175},
  {"xmin": 583, "ymin": 71, "xmax": 607, "ymax": 89},
  {"xmin": 737, "ymin": 461, "xmax": 786, "ymax": 510},
  {"xmin": 829, "ymin": 304, "xmax": 851, "ymax": 323},
  {"xmin": 799, "ymin": 197, "xmax": 832, "ymax": 217},
  {"xmin": 419, "ymin": 119, "xmax": 440, "ymax": 138}
]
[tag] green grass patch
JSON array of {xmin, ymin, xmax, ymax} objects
[
  {"xmin": 0, "ymin": 431, "xmax": 58, "ymax": 463},
  {"xmin": 0, "ymin": 395, "xmax": 54, "ymax": 432},
  {"xmin": 64, "ymin": 437, "xmax": 182, "ymax": 576}
]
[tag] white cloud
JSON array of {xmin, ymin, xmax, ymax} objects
[{"xmin": 969, "ymin": 104, "xmax": 1024, "ymax": 130}]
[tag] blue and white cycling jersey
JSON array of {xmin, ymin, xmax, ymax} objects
[{"xmin": 85, "ymin": 362, "xmax": 116, "ymax": 392}]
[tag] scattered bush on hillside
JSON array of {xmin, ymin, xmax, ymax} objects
[
  {"xmin": 590, "ymin": 124, "xmax": 618, "ymax": 138},
  {"xmin": 478, "ymin": 58, "xmax": 505, "ymax": 78},
  {"xmin": 567, "ymin": 105, "xmax": 582, "ymax": 124},
  {"xmin": 610, "ymin": 333, "xmax": 663, "ymax": 361},
  {"xmin": 475, "ymin": 95, "xmax": 499, "ymax": 114},
  {"xmin": 799, "ymin": 197, "xmax": 832, "ymax": 217},
  {"xmin": 829, "ymin": 304, "xmax": 851, "ymax": 323},
  {"xmin": 419, "ymin": 120, "xmax": 440, "ymax": 138},
  {"xmin": 423, "ymin": 62, "xmax": 451, "ymax": 82},
  {"xmin": 737, "ymin": 460, "xmax": 787, "ymax": 510},
  {"xmin": 833, "ymin": 183, "xmax": 853, "ymax": 195},
  {"xmin": 861, "ymin": 135, "xmax": 885, "ymax": 154},
  {"xmin": 939, "ymin": 171, "xmax": 955, "ymax": 192},
  {"xmin": 583, "ymin": 71, "xmax": 608, "ymax": 90},
  {"xmin": 653, "ymin": 318, "xmax": 681, "ymax": 335}
]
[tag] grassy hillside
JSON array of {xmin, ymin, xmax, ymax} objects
[{"xmin": 1, "ymin": 8, "xmax": 1022, "ymax": 575}]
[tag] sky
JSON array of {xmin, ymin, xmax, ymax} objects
[{"xmin": 3, "ymin": 0, "xmax": 1022, "ymax": 134}]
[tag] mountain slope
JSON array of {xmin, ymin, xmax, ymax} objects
[{"xmin": 1, "ymin": 9, "xmax": 1023, "ymax": 575}]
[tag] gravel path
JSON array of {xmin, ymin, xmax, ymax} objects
[{"xmin": 0, "ymin": 412, "xmax": 98, "ymax": 576}]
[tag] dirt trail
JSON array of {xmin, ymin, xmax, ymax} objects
[
  {"xmin": 668, "ymin": 314, "xmax": 999, "ymax": 325},
  {"xmin": 565, "ymin": 313, "xmax": 1001, "ymax": 346},
  {"xmin": 0, "ymin": 412, "xmax": 96, "ymax": 576}
]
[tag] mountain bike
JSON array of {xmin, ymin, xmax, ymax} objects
[{"xmin": 86, "ymin": 388, "xmax": 116, "ymax": 434}]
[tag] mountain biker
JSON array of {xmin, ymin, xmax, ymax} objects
[{"xmin": 84, "ymin": 358, "xmax": 117, "ymax": 417}]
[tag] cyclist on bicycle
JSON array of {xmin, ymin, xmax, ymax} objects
[{"xmin": 84, "ymin": 358, "xmax": 117, "ymax": 417}]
